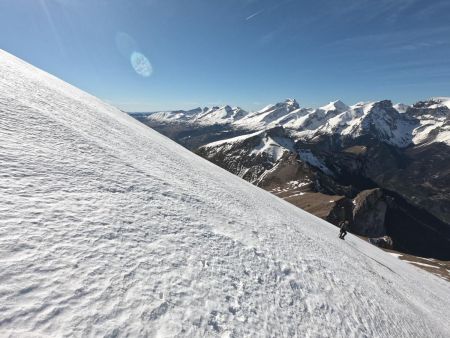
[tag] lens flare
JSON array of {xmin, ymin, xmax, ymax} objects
[{"xmin": 130, "ymin": 52, "xmax": 153, "ymax": 77}]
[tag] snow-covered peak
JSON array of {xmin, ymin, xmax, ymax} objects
[
  {"xmin": 430, "ymin": 97, "xmax": 450, "ymax": 109},
  {"xmin": 368, "ymin": 100, "xmax": 395, "ymax": 114},
  {"xmin": 1, "ymin": 50, "xmax": 450, "ymax": 337},
  {"xmin": 195, "ymin": 105, "xmax": 248, "ymax": 124},
  {"xmin": 311, "ymin": 100, "xmax": 419, "ymax": 147},
  {"xmin": 280, "ymin": 100, "xmax": 350, "ymax": 133},
  {"xmin": 320, "ymin": 100, "xmax": 349, "ymax": 113},
  {"xmin": 412, "ymin": 97, "xmax": 450, "ymax": 111},
  {"xmin": 254, "ymin": 98, "xmax": 300, "ymax": 115},
  {"xmin": 149, "ymin": 107, "xmax": 203, "ymax": 122},
  {"xmin": 350, "ymin": 101, "xmax": 375, "ymax": 112},
  {"xmin": 405, "ymin": 98, "xmax": 450, "ymax": 145},
  {"xmin": 148, "ymin": 105, "xmax": 248, "ymax": 125},
  {"xmin": 394, "ymin": 103, "xmax": 410, "ymax": 113},
  {"xmin": 236, "ymin": 99, "xmax": 301, "ymax": 129},
  {"xmin": 349, "ymin": 100, "xmax": 417, "ymax": 147},
  {"xmin": 282, "ymin": 98, "xmax": 299, "ymax": 108}
]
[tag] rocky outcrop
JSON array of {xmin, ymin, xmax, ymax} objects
[
  {"xmin": 325, "ymin": 188, "xmax": 387, "ymax": 238},
  {"xmin": 326, "ymin": 197, "xmax": 354, "ymax": 225},
  {"xmin": 256, "ymin": 152, "xmax": 311, "ymax": 188},
  {"xmin": 368, "ymin": 236, "xmax": 394, "ymax": 249},
  {"xmin": 352, "ymin": 189, "xmax": 387, "ymax": 237}
]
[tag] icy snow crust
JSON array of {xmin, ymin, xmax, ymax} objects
[{"xmin": 1, "ymin": 50, "xmax": 450, "ymax": 337}]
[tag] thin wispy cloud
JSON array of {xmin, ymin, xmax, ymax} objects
[
  {"xmin": 38, "ymin": 0, "xmax": 66, "ymax": 57},
  {"xmin": 325, "ymin": 26, "xmax": 450, "ymax": 50},
  {"xmin": 411, "ymin": 1, "xmax": 450, "ymax": 20},
  {"xmin": 246, "ymin": 9, "xmax": 263, "ymax": 21},
  {"xmin": 335, "ymin": 0, "xmax": 417, "ymax": 18},
  {"xmin": 245, "ymin": 0, "xmax": 293, "ymax": 22},
  {"xmin": 257, "ymin": 25, "xmax": 287, "ymax": 46},
  {"xmin": 303, "ymin": 0, "xmax": 423, "ymax": 26},
  {"xmin": 259, "ymin": 30, "xmax": 276, "ymax": 44},
  {"xmin": 358, "ymin": 59, "xmax": 450, "ymax": 74}
]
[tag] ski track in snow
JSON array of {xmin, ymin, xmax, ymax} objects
[{"xmin": 1, "ymin": 50, "xmax": 450, "ymax": 337}]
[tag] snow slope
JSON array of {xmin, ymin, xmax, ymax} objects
[
  {"xmin": 235, "ymin": 99, "xmax": 301, "ymax": 129},
  {"xmin": 202, "ymin": 128, "xmax": 294, "ymax": 163},
  {"xmin": 1, "ymin": 50, "xmax": 450, "ymax": 337}
]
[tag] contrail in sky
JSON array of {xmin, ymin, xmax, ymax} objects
[{"xmin": 246, "ymin": 9, "xmax": 264, "ymax": 21}]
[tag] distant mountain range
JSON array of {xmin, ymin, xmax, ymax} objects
[
  {"xmin": 133, "ymin": 97, "xmax": 449, "ymax": 147},
  {"xmin": 131, "ymin": 97, "xmax": 450, "ymax": 259}
]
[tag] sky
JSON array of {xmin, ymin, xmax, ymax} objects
[{"xmin": 0, "ymin": 0, "xmax": 450, "ymax": 112}]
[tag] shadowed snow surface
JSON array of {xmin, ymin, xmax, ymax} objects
[{"xmin": 1, "ymin": 50, "xmax": 450, "ymax": 337}]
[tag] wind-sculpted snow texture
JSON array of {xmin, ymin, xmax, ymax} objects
[{"xmin": 1, "ymin": 50, "xmax": 450, "ymax": 337}]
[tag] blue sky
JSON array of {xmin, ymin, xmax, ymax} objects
[{"xmin": 1, "ymin": 0, "xmax": 450, "ymax": 111}]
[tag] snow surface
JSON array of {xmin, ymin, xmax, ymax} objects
[
  {"xmin": 430, "ymin": 97, "xmax": 450, "ymax": 109},
  {"xmin": 393, "ymin": 103, "xmax": 410, "ymax": 113},
  {"xmin": 320, "ymin": 100, "xmax": 350, "ymax": 113},
  {"xmin": 202, "ymin": 128, "xmax": 295, "ymax": 164},
  {"xmin": 202, "ymin": 129, "xmax": 294, "ymax": 164},
  {"xmin": 148, "ymin": 108, "xmax": 204, "ymax": 123},
  {"xmin": 227, "ymin": 99, "xmax": 301, "ymax": 129},
  {"xmin": 298, "ymin": 150, "xmax": 334, "ymax": 176},
  {"xmin": 250, "ymin": 134, "xmax": 294, "ymax": 162},
  {"xmin": 195, "ymin": 106, "xmax": 248, "ymax": 125},
  {"xmin": 201, "ymin": 129, "xmax": 265, "ymax": 148},
  {"xmin": 411, "ymin": 262, "xmax": 440, "ymax": 269},
  {"xmin": 1, "ymin": 50, "xmax": 450, "ymax": 337}
]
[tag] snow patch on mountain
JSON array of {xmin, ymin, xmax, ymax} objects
[
  {"xmin": 429, "ymin": 97, "xmax": 450, "ymax": 109},
  {"xmin": 235, "ymin": 98, "xmax": 301, "ymax": 129},
  {"xmin": 407, "ymin": 97, "xmax": 450, "ymax": 146},
  {"xmin": 149, "ymin": 107, "xmax": 203, "ymax": 122},
  {"xmin": 313, "ymin": 101, "xmax": 418, "ymax": 147},
  {"xmin": 250, "ymin": 133, "xmax": 295, "ymax": 162},
  {"xmin": 149, "ymin": 105, "xmax": 248, "ymax": 125},
  {"xmin": 195, "ymin": 105, "xmax": 249, "ymax": 124},
  {"xmin": 298, "ymin": 149, "xmax": 334, "ymax": 176},
  {"xmin": 202, "ymin": 129, "xmax": 265, "ymax": 148},
  {"xmin": 203, "ymin": 128, "xmax": 294, "ymax": 162},
  {"xmin": 321, "ymin": 100, "xmax": 350, "ymax": 113},
  {"xmin": 394, "ymin": 103, "xmax": 410, "ymax": 113}
]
